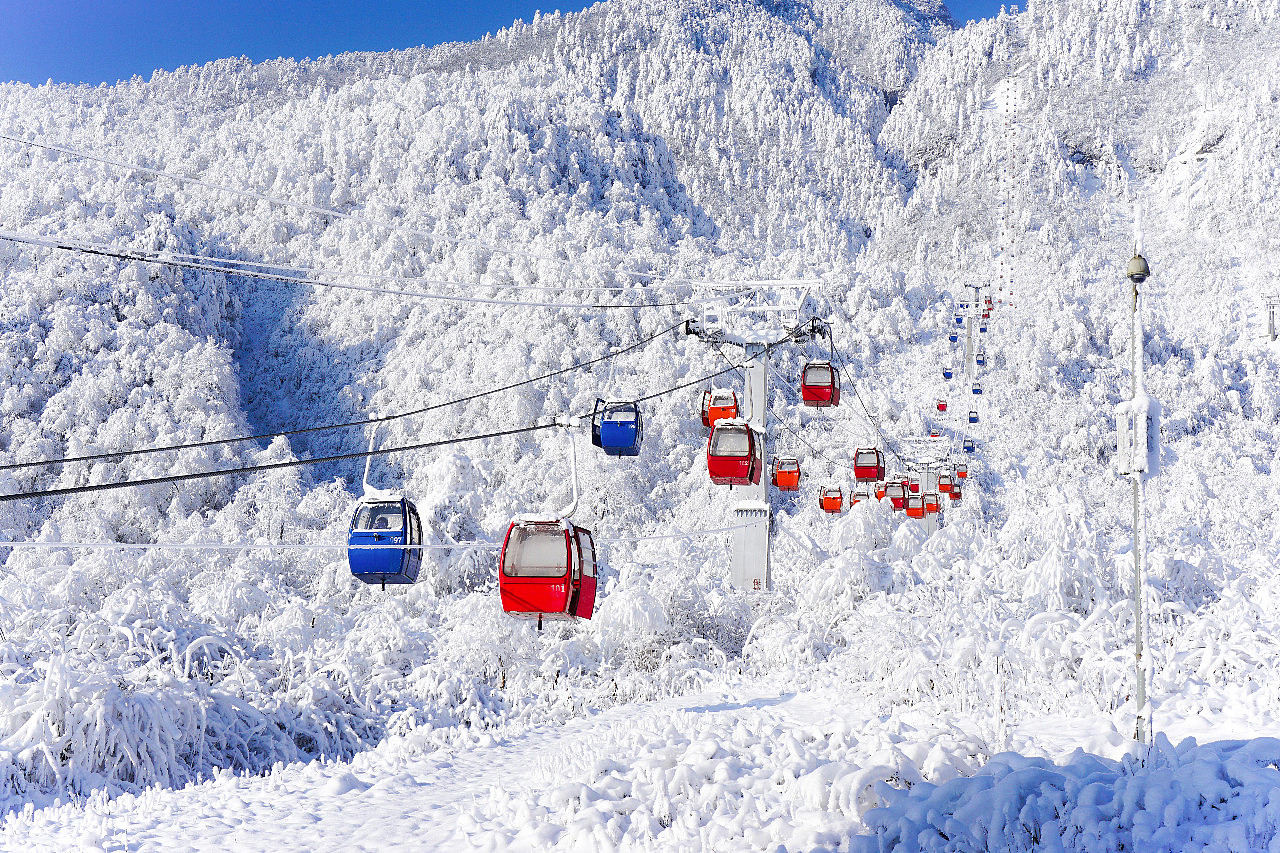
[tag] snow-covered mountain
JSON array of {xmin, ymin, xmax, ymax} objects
[{"xmin": 0, "ymin": 0, "xmax": 1278, "ymax": 847}]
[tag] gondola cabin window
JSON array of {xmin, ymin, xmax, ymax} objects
[{"xmin": 501, "ymin": 524, "xmax": 569, "ymax": 578}]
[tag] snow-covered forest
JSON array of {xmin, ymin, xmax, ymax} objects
[{"xmin": 1, "ymin": 0, "xmax": 1278, "ymax": 847}]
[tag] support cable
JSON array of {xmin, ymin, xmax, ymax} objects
[
  {"xmin": 0, "ymin": 522, "xmax": 755, "ymax": 552},
  {"xmin": 0, "ymin": 326, "xmax": 802, "ymax": 502},
  {"xmin": 0, "ymin": 131, "xmax": 808, "ymax": 292},
  {"xmin": 2, "ymin": 320, "xmax": 685, "ymax": 473},
  {"xmin": 0, "ymin": 422, "xmax": 561, "ymax": 503},
  {"xmin": 0, "ymin": 230, "xmax": 687, "ymax": 310}
]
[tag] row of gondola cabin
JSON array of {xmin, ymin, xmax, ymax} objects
[
  {"xmin": 592, "ymin": 399, "xmax": 642, "ymax": 456},
  {"xmin": 700, "ymin": 389, "xmax": 739, "ymax": 428},
  {"xmin": 771, "ymin": 457, "xmax": 801, "ymax": 490},
  {"xmin": 707, "ymin": 419, "xmax": 763, "ymax": 486},
  {"xmin": 852, "ymin": 447, "xmax": 885, "ymax": 482},
  {"xmin": 348, "ymin": 491, "xmax": 423, "ymax": 586},
  {"xmin": 820, "ymin": 486, "xmax": 843, "ymax": 513},
  {"xmin": 800, "ymin": 361, "xmax": 840, "ymax": 407},
  {"xmin": 498, "ymin": 518, "xmax": 597, "ymax": 622}
]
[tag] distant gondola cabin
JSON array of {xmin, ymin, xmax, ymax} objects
[
  {"xmin": 700, "ymin": 389, "xmax": 739, "ymax": 429},
  {"xmin": 853, "ymin": 447, "xmax": 885, "ymax": 482},
  {"xmin": 591, "ymin": 399, "xmax": 642, "ymax": 457},
  {"xmin": 771, "ymin": 457, "xmax": 802, "ymax": 491},
  {"xmin": 800, "ymin": 361, "xmax": 840, "ymax": 407},
  {"xmin": 819, "ymin": 487, "xmax": 843, "ymax": 514},
  {"xmin": 707, "ymin": 419, "xmax": 763, "ymax": 486}
]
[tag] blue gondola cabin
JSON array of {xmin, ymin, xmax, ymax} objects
[
  {"xmin": 592, "ymin": 399, "xmax": 642, "ymax": 457},
  {"xmin": 348, "ymin": 493, "xmax": 423, "ymax": 587}
]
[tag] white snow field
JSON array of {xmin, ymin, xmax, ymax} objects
[{"xmin": 1, "ymin": 0, "xmax": 1279, "ymax": 847}]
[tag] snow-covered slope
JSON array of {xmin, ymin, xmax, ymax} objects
[{"xmin": 0, "ymin": 0, "xmax": 1278, "ymax": 847}]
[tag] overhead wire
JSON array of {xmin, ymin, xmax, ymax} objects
[
  {"xmin": 0, "ymin": 230, "xmax": 688, "ymax": 310},
  {"xmin": 0, "ymin": 131, "xmax": 821, "ymax": 292},
  {"xmin": 146, "ymin": 250, "xmax": 629, "ymax": 294},
  {"xmin": 0, "ymin": 521, "xmax": 756, "ymax": 551},
  {"xmin": 2, "ymin": 319, "xmax": 686, "ymax": 473},
  {"xmin": 0, "ymin": 324, "xmax": 807, "ymax": 502},
  {"xmin": 0, "ymin": 422, "xmax": 562, "ymax": 503}
]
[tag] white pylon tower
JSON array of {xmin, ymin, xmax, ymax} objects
[
  {"xmin": 1114, "ymin": 216, "xmax": 1161, "ymax": 745},
  {"xmin": 685, "ymin": 281, "xmax": 817, "ymax": 592}
]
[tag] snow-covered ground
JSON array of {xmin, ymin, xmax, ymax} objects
[{"xmin": 1, "ymin": 0, "xmax": 1279, "ymax": 848}]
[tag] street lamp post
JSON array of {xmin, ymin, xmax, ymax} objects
[{"xmin": 1115, "ymin": 248, "xmax": 1160, "ymax": 744}]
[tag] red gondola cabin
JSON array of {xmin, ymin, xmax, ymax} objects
[
  {"xmin": 885, "ymin": 481, "xmax": 907, "ymax": 510},
  {"xmin": 700, "ymin": 389, "xmax": 739, "ymax": 429},
  {"xmin": 924, "ymin": 492, "xmax": 941, "ymax": 514},
  {"xmin": 851, "ymin": 488, "xmax": 870, "ymax": 506},
  {"xmin": 874, "ymin": 481, "xmax": 887, "ymax": 500},
  {"xmin": 949, "ymin": 487, "xmax": 963, "ymax": 503},
  {"xmin": 771, "ymin": 457, "xmax": 801, "ymax": 491},
  {"xmin": 852, "ymin": 447, "xmax": 885, "ymax": 482},
  {"xmin": 904, "ymin": 494, "xmax": 925, "ymax": 518},
  {"xmin": 498, "ymin": 519, "xmax": 598, "ymax": 622},
  {"xmin": 707, "ymin": 419, "xmax": 763, "ymax": 486},
  {"xmin": 937, "ymin": 474, "xmax": 953, "ymax": 494},
  {"xmin": 819, "ymin": 487, "xmax": 843, "ymax": 514},
  {"xmin": 936, "ymin": 399, "xmax": 948, "ymax": 412},
  {"xmin": 800, "ymin": 361, "xmax": 840, "ymax": 407},
  {"xmin": 955, "ymin": 463, "xmax": 969, "ymax": 479}
]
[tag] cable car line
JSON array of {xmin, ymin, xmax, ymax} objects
[
  {"xmin": 0, "ymin": 230, "xmax": 689, "ymax": 310},
  {"xmin": 0, "ymin": 421, "xmax": 562, "ymax": 503},
  {"xmin": 2, "ymin": 320, "xmax": 686, "ymax": 473},
  {"xmin": 826, "ymin": 342, "xmax": 905, "ymax": 466},
  {"xmin": 0, "ymin": 131, "xmax": 793, "ymax": 292},
  {"xmin": 1, "ymin": 331, "xmax": 790, "ymax": 502},
  {"xmin": 0, "ymin": 522, "xmax": 755, "ymax": 552},
  {"xmin": 140, "ymin": 250, "xmax": 637, "ymax": 294}
]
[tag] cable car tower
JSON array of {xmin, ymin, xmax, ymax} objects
[
  {"xmin": 1266, "ymin": 295, "xmax": 1279, "ymax": 342},
  {"xmin": 685, "ymin": 281, "xmax": 817, "ymax": 592}
]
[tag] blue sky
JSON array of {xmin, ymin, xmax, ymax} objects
[{"xmin": 0, "ymin": 0, "xmax": 1006, "ymax": 86}]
